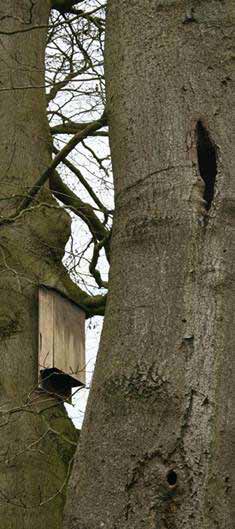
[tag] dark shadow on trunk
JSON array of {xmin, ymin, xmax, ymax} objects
[{"xmin": 196, "ymin": 120, "xmax": 217, "ymax": 210}]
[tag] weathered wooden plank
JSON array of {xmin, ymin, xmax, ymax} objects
[
  {"xmin": 53, "ymin": 291, "xmax": 86, "ymax": 385},
  {"xmin": 38, "ymin": 287, "xmax": 54, "ymax": 370}
]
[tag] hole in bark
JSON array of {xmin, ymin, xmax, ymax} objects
[
  {"xmin": 196, "ymin": 120, "xmax": 217, "ymax": 210},
  {"xmin": 166, "ymin": 469, "xmax": 177, "ymax": 487}
]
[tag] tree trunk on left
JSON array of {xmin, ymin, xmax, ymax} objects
[{"xmin": 0, "ymin": 2, "xmax": 77, "ymax": 528}]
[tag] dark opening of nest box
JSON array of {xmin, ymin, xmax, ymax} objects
[
  {"xmin": 40, "ymin": 367, "xmax": 84, "ymax": 402},
  {"xmin": 38, "ymin": 287, "xmax": 86, "ymax": 401}
]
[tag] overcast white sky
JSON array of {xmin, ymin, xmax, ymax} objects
[{"xmin": 65, "ymin": 316, "xmax": 103, "ymax": 427}]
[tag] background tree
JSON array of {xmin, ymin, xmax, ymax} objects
[
  {"xmin": 0, "ymin": 1, "xmax": 109, "ymax": 528},
  {"xmin": 64, "ymin": 1, "xmax": 234, "ymax": 528}
]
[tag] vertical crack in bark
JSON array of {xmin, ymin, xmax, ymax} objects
[{"xmin": 196, "ymin": 121, "xmax": 217, "ymax": 211}]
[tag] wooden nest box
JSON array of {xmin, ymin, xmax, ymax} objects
[{"xmin": 38, "ymin": 287, "xmax": 86, "ymax": 401}]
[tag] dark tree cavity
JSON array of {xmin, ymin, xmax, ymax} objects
[{"xmin": 196, "ymin": 120, "xmax": 217, "ymax": 210}]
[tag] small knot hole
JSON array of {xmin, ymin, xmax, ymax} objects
[{"xmin": 166, "ymin": 469, "xmax": 177, "ymax": 487}]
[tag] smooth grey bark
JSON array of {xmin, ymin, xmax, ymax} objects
[
  {"xmin": 64, "ymin": 1, "xmax": 234, "ymax": 528},
  {"xmin": 0, "ymin": 2, "xmax": 78, "ymax": 528}
]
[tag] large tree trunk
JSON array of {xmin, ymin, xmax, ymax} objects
[
  {"xmin": 64, "ymin": 1, "xmax": 234, "ymax": 528},
  {"xmin": 0, "ymin": 2, "xmax": 78, "ymax": 528}
]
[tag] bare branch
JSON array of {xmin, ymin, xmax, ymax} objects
[
  {"xmin": 52, "ymin": 145, "xmax": 110, "ymax": 215},
  {"xmin": 14, "ymin": 114, "xmax": 107, "ymax": 216},
  {"xmin": 49, "ymin": 171, "xmax": 109, "ymax": 245},
  {"xmin": 50, "ymin": 121, "xmax": 108, "ymax": 136},
  {"xmin": 89, "ymin": 240, "xmax": 108, "ymax": 289},
  {"xmin": 47, "ymin": 66, "xmax": 87, "ymax": 103}
]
